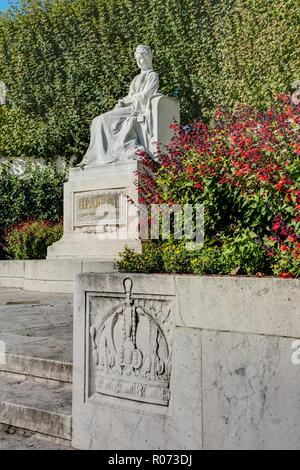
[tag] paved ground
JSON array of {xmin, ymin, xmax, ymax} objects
[
  {"xmin": 0, "ymin": 374, "xmax": 72, "ymax": 414},
  {"xmin": 0, "ymin": 288, "xmax": 74, "ymax": 450},
  {"xmin": 0, "ymin": 287, "xmax": 73, "ymax": 363},
  {"xmin": 0, "ymin": 425, "xmax": 71, "ymax": 450}
]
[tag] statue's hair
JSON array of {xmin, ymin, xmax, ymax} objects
[{"xmin": 135, "ymin": 45, "xmax": 152, "ymax": 58}]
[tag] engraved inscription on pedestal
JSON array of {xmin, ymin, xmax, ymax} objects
[
  {"xmin": 74, "ymin": 189, "xmax": 127, "ymax": 230},
  {"xmin": 88, "ymin": 278, "xmax": 173, "ymax": 406}
]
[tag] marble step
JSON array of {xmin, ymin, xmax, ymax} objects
[
  {"xmin": 0, "ymin": 353, "xmax": 72, "ymax": 384},
  {"xmin": 0, "ymin": 375, "xmax": 72, "ymax": 440},
  {"xmin": 0, "ymin": 424, "xmax": 72, "ymax": 450}
]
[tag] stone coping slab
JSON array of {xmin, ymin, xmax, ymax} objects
[{"xmin": 75, "ymin": 273, "xmax": 300, "ymax": 338}]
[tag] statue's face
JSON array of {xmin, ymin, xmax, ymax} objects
[{"xmin": 135, "ymin": 51, "xmax": 152, "ymax": 71}]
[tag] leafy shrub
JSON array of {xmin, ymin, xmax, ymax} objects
[
  {"xmin": 0, "ymin": 0, "xmax": 300, "ymax": 160},
  {"xmin": 117, "ymin": 95, "xmax": 300, "ymax": 277},
  {"xmin": 0, "ymin": 162, "xmax": 67, "ymax": 258},
  {"xmin": 115, "ymin": 242, "xmax": 164, "ymax": 273},
  {"xmin": 266, "ymin": 216, "xmax": 300, "ymax": 278},
  {"xmin": 219, "ymin": 229, "xmax": 272, "ymax": 275},
  {"xmin": 189, "ymin": 245, "xmax": 223, "ymax": 275},
  {"xmin": 116, "ymin": 236, "xmax": 272, "ymax": 276},
  {"xmin": 4, "ymin": 220, "xmax": 63, "ymax": 260},
  {"xmin": 160, "ymin": 241, "xmax": 193, "ymax": 273}
]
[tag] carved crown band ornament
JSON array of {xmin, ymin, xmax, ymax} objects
[{"xmin": 90, "ymin": 278, "xmax": 172, "ymax": 406}]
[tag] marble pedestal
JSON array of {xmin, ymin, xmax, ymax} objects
[{"xmin": 47, "ymin": 161, "xmax": 142, "ymax": 261}]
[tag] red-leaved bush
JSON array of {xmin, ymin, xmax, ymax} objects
[
  {"xmin": 133, "ymin": 94, "xmax": 300, "ymax": 277},
  {"xmin": 4, "ymin": 220, "xmax": 63, "ymax": 260}
]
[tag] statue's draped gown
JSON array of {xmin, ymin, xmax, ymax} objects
[{"xmin": 81, "ymin": 70, "xmax": 160, "ymax": 165}]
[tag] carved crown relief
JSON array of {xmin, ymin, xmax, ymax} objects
[{"xmin": 89, "ymin": 278, "xmax": 173, "ymax": 406}]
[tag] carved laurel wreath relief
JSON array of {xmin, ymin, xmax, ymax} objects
[{"xmin": 88, "ymin": 278, "xmax": 173, "ymax": 406}]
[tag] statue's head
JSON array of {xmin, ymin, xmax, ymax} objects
[{"xmin": 134, "ymin": 45, "xmax": 153, "ymax": 71}]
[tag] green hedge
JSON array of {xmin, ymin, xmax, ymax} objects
[
  {"xmin": 0, "ymin": 0, "xmax": 299, "ymax": 161},
  {"xmin": 0, "ymin": 162, "xmax": 67, "ymax": 258}
]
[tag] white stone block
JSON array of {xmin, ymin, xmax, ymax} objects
[
  {"xmin": 174, "ymin": 275, "xmax": 300, "ymax": 337},
  {"xmin": 72, "ymin": 273, "xmax": 202, "ymax": 449},
  {"xmin": 72, "ymin": 273, "xmax": 300, "ymax": 450},
  {"xmin": 202, "ymin": 331, "xmax": 300, "ymax": 450}
]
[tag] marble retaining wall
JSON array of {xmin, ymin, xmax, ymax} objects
[
  {"xmin": 0, "ymin": 260, "xmax": 114, "ymax": 293},
  {"xmin": 72, "ymin": 273, "xmax": 300, "ymax": 450}
]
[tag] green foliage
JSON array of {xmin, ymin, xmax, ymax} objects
[
  {"xmin": 0, "ymin": 162, "xmax": 67, "ymax": 258},
  {"xmin": 117, "ymin": 94, "xmax": 300, "ymax": 277},
  {"xmin": 134, "ymin": 94, "xmax": 300, "ymax": 277},
  {"xmin": 266, "ymin": 234, "xmax": 300, "ymax": 278},
  {"xmin": 114, "ymin": 242, "xmax": 164, "ymax": 273},
  {"xmin": 116, "ymin": 235, "xmax": 272, "ymax": 276},
  {"xmin": 0, "ymin": 0, "xmax": 300, "ymax": 160},
  {"xmin": 4, "ymin": 219, "xmax": 63, "ymax": 260},
  {"xmin": 160, "ymin": 241, "xmax": 193, "ymax": 273},
  {"xmin": 219, "ymin": 228, "xmax": 272, "ymax": 275},
  {"xmin": 189, "ymin": 245, "xmax": 223, "ymax": 275}
]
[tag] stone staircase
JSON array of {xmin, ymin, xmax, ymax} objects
[{"xmin": 0, "ymin": 288, "xmax": 73, "ymax": 449}]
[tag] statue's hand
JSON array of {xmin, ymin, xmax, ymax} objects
[{"xmin": 115, "ymin": 99, "xmax": 125, "ymax": 109}]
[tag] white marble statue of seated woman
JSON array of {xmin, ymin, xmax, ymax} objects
[{"xmin": 78, "ymin": 45, "xmax": 160, "ymax": 168}]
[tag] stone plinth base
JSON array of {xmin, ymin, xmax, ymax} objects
[{"xmin": 47, "ymin": 161, "xmax": 142, "ymax": 261}]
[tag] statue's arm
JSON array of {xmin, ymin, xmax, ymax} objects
[
  {"xmin": 115, "ymin": 78, "xmax": 136, "ymax": 108},
  {"xmin": 131, "ymin": 73, "xmax": 159, "ymax": 113},
  {"xmin": 135, "ymin": 72, "xmax": 159, "ymax": 101},
  {"xmin": 115, "ymin": 73, "xmax": 159, "ymax": 111}
]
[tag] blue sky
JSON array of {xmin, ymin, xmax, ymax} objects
[{"xmin": 0, "ymin": 1, "xmax": 11, "ymax": 11}]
